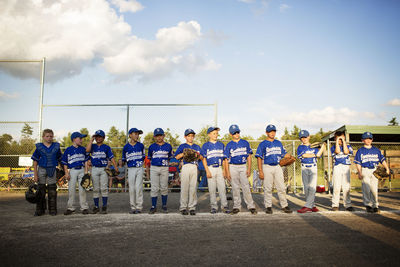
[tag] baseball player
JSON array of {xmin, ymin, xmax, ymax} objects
[
  {"xmin": 31, "ymin": 129, "xmax": 62, "ymax": 216},
  {"xmin": 354, "ymin": 132, "xmax": 390, "ymax": 213},
  {"xmin": 331, "ymin": 131, "xmax": 354, "ymax": 211},
  {"xmin": 255, "ymin": 125, "xmax": 292, "ymax": 214},
  {"xmin": 201, "ymin": 127, "xmax": 230, "ymax": 214},
  {"xmin": 224, "ymin": 124, "xmax": 257, "ymax": 215},
  {"xmin": 147, "ymin": 128, "xmax": 173, "ymax": 214},
  {"xmin": 175, "ymin": 129, "xmax": 202, "ymax": 215},
  {"xmin": 122, "ymin": 128, "xmax": 145, "ymax": 214},
  {"xmin": 85, "ymin": 130, "xmax": 118, "ymax": 214},
  {"xmin": 297, "ymin": 130, "xmax": 326, "ymax": 213},
  {"xmin": 62, "ymin": 132, "xmax": 90, "ymax": 215}
]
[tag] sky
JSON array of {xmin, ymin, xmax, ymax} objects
[{"xmin": 0, "ymin": 0, "xmax": 399, "ymax": 141}]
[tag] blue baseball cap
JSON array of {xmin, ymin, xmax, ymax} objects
[
  {"xmin": 129, "ymin": 128, "xmax": 143, "ymax": 135},
  {"xmin": 71, "ymin": 132, "xmax": 87, "ymax": 141},
  {"xmin": 362, "ymin": 132, "xmax": 373, "ymax": 140},
  {"xmin": 229, "ymin": 124, "xmax": 240, "ymax": 135},
  {"xmin": 153, "ymin": 128, "xmax": 164, "ymax": 136},
  {"xmin": 266, "ymin": 124, "xmax": 277, "ymax": 133},
  {"xmin": 94, "ymin": 130, "xmax": 105, "ymax": 137},
  {"xmin": 299, "ymin": 130, "xmax": 310, "ymax": 138},
  {"xmin": 184, "ymin": 128, "xmax": 196, "ymax": 136},
  {"xmin": 207, "ymin": 126, "xmax": 220, "ymax": 134}
]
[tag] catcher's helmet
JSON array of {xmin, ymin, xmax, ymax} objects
[{"xmin": 25, "ymin": 184, "xmax": 40, "ymax": 204}]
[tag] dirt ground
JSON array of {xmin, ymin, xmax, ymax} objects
[{"xmin": 0, "ymin": 190, "xmax": 399, "ymax": 267}]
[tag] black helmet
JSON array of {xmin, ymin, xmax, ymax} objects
[{"xmin": 25, "ymin": 184, "xmax": 40, "ymax": 204}]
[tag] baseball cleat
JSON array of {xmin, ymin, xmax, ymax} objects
[
  {"xmin": 64, "ymin": 209, "xmax": 74, "ymax": 215},
  {"xmin": 135, "ymin": 210, "xmax": 142, "ymax": 214},
  {"xmin": 311, "ymin": 207, "xmax": 319, "ymax": 212},
  {"xmin": 81, "ymin": 209, "xmax": 89, "ymax": 215},
  {"xmin": 180, "ymin": 209, "xmax": 189, "ymax": 215},
  {"xmin": 331, "ymin": 207, "xmax": 339, "ymax": 211},
  {"xmin": 250, "ymin": 208, "xmax": 257, "ymax": 215},
  {"xmin": 365, "ymin": 206, "xmax": 373, "ymax": 213},
  {"xmin": 100, "ymin": 206, "xmax": 107, "ymax": 214},
  {"xmin": 222, "ymin": 207, "xmax": 231, "ymax": 214},
  {"xmin": 282, "ymin": 206, "xmax": 293, "ymax": 213},
  {"xmin": 92, "ymin": 206, "xmax": 100, "ymax": 214},
  {"xmin": 149, "ymin": 207, "xmax": 157, "ymax": 214},
  {"xmin": 129, "ymin": 209, "xmax": 135, "ymax": 214},
  {"xmin": 345, "ymin": 207, "xmax": 354, "ymax": 212},
  {"xmin": 297, "ymin": 207, "xmax": 312, "ymax": 213},
  {"xmin": 189, "ymin": 210, "xmax": 196, "ymax": 216},
  {"xmin": 162, "ymin": 206, "xmax": 168, "ymax": 214},
  {"xmin": 231, "ymin": 208, "xmax": 240, "ymax": 215},
  {"xmin": 210, "ymin": 208, "xmax": 217, "ymax": 214},
  {"xmin": 265, "ymin": 207, "xmax": 273, "ymax": 214},
  {"xmin": 373, "ymin": 207, "xmax": 380, "ymax": 213}
]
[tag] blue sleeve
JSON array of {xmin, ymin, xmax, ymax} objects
[
  {"xmin": 247, "ymin": 141, "xmax": 253, "ymax": 154},
  {"xmin": 330, "ymin": 145, "xmax": 335, "ymax": 155},
  {"xmin": 31, "ymin": 148, "xmax": 40, "ymax": 162},
  {"xmin": 348, "ymin": 145, "xmax": 354, "ymax": 155},
  {"xmin": 354, "ymin": 150, "xmax": 361, "ymax": 165},
  {"xmin": 377, "ymin": 149, "xmax": 386, "ymax": 163},
  {"xmin": 224, "ymin": 143, "xmax": 231, "ymax": 159},
  {"xmin": 107, "ymin": 146, "xmax": 114, "ymax": 159},
  {"xmin": 297, "ymin": 146, "xmax": 305, "ymax": 159},
  {"xmin": 148, "ymin": 145, "xmax": 153, "ymax": 159},
  {"xmin": 90, "ymin": 144, "xmax": 95, "ymax": 153},
  {"xmin": 57, "ymin": 147, "xmax": 62, "ymax": 162},
  {"xmin": 168, "ymin": 144, "xmax": 173, "ymax": 158},
  {"xmin": 255, "ymin": 142, "xmax": 264, "ymax": 159},
  {"xmin": 201, "ymin": 144, "xmax": 207, "ymax": 158},
  {"xmin": 314, "ymin": 148, "xmax": 322, "ymax": 158},
  {"xmin": 61, "ymin": 149, "xmax": 68, "ymax": 165},
  {"xmin": 142, "ymin": 144, "xmax": 145, "ymax": 160},
  {"xmin": 122, "ymin": 146, "xmax": 127, "ymax": 161},
  {"xmin": 175, "ymin": 145, "xmax": 183, "ymax": 157},
  {"xmin": 281, "ymin": 143, "xmax": 287, "ymax": 157},
  {"xmin": 221, "ymin": 143, "xmax": 227, "ymax": 159}
]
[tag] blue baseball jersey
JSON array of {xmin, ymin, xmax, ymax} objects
[
  {"xmin": 148, "ymin": 143, "xmax": 173, "ymax": 167},
  {"xmin": 175, "ymin": 143, "xmax": 201, "ymax": 165},
  {"xmin": 31, "ymin": 142, "xmax": 62, "ymax": 168},
  {"xmin": 354, "ymin": 146, "xmax": 385, "ymax": 169},
  {"xmin": 224, "ymin": 139, "xmax": 253, "ymax": 164},
  {"xmin": 330, "ymin": 145, "xmax": 353, "ymax": 166},
  {"xmin": 255, "ymin": 140, "xmax": 286, "ymax": 165},
  {"xmin": 89, "ymin": 144, "xmax": 114, "ymax": 167},
  {"xmin": 297, "ymin": 145, "xmax": 320, "ymax": 164},
  {"xmin": 122, "ymin": 142, "xmax": 145, "ymax": 168},
  {"xmin": 61, "ymin": 145, "xmax": 89, "ymax": 169},
  {"xmin": 201, "ymin": 141, "xmax": 226, "ymax": 167}
]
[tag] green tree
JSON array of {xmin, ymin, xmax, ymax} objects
[
  {"xmin": 388, "ymin": 117, "xmax": 399, "ymax": 126},
  {"xmin": 21, "ymin": 123, "xmax": 33, "ymax": 138},
  {"xmin": 107, "ymin": 126, "xmax": 126, "ymax": 148},
  {"xmin": 194, "ymin": 126, "xmax": 211, "ymax": 146},
  {"xmin": 281, "ymin": 125, "xmax": 301, "ymax": 140},
  {"xmin": 143, "ymin": 132, "xmax": 154, "ymax": 148},
  {"xmin": 164, "ymin": 128, "xmax": 181, "ymax": 148},
  {"xmin": 0, "ymin": 134, "xmax": 13, "ymax": 154}
]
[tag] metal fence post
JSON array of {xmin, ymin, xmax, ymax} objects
[
  {"xmin": 38, "ymin": 57, "xmax": 46, "ymax": 141},
  {"xmin": 327, "ymin": 140, "xmax": 331, "ymax": 194},
  {"xmin": 292, "ymin": 140, "xmax": 296, "ymax": 194}
]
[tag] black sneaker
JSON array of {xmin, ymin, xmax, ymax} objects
[
  {"xmin": 331, "ymin": 207, "xmax": 339, "ymax": 211},
  {"xmin": 366, "ymin": 206, "xmax": 373, "ymax": 213},
  {"xmin": 189, "ymin": 210, "xmax": 196, "ymax": 216},
  {"xmin": 373, "ymin": 207, "xmax": 380, "ymax": 213},
  {"xmin": 101, "ymin": 206, "xmax": 107, "ymax": 214},
  {"xmin": 180, "ymin": 209, "xmax": 189, "ymax": 215},
  {"xmin": 231, "ymin": 208, "xmax": 240, "ymax": 215},
  {"xmin": 64, "ymin": 209, "xmax": 74, "ymax": 215},
  {"xmin": 135, "ymin": 210, "xmax": 142, "ymax": 214},
  {"xmin": 82, "ymin": 209, "xmax": 89, "ymax": 215},
  {"xmin": 162, "ymin": 206, "xmax": 168, "ymax": 214},
  {"xmin": 34, "ymin": 210, "xmax": 45, "ymax": 216},
  {"xmin": 265, "ymin": 207, "xmax": 273, "ymax": 214},
  {"xmin": 210, "ymin": 208, "xmax": 217, "ymax": 214},
  {"xmin": 250, "ymin": 208, "xmax": 257, "ymax": 215},
  {"xmin": 222, "ymin": 207, "xmax": 231, "ymax": 214},
  {"xmin": 92, "ymin": 206, "xmax": 100, "ymax": 214},
  {"xmin": 129, "ymin": 209, "xmax": 135, "ymax": 214},
  {"xmin": 345, "ymin": 207, "xmax": 354, "ymax": 212},
  {"xmin": 149, "ymin": 207, "xmax": 157, "ymax": 214},
  {"xmin": 282, "ymin": 206, "xmax": 293, "ymax": 213}
]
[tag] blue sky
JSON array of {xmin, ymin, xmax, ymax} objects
[{"xmin": 0, "ymin": 0, "xmax": 399, "ymax": 141}]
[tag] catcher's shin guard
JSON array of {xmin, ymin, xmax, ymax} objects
[
  {"xmin": 48, "ymin": 184, "xmax": 58, "ymax": 216},
  {"xmin": 35, "ymin": 184, "xmax": 47, "ymax": 216}
]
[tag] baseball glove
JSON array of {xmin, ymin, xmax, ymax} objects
[
  {"xmin": 373, "ymin": 166, "xmax": 390, "ymax": 179},
  {"xmin": 279, "ymin": 155, "xmax": 296, "ymax": 167},
  {"xmin": 183, "ymin": 148, "xmax": 200, "ymax": 162},
  {"xmin": 309, "ymin": 142, "xmax": 323, "ymax": 148},
  {"xmin": 105, "ymin": 168, "xmax": 119, "ymax": 177},
  {"xmin": 80, "ymin": 173, "xmax": 91, "ymax": 189}
]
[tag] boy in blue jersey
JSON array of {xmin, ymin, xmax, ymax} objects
[
  {"xmin": 147, "ymin": 128, "xmax": 173, "ymax": 214},
  {"xmin": 86, "ymin": 130, "xmax": 118, "ymax": 214},
  {"xmin": 175, "ymin": 129, "xmax": 202, "ymax": 215},
  {"xmin": 354, "ymin": 132, "xmax": 390, "ymax": 213},
  {"xmin": 331, "ymin": 131, "xmax": 354, "ymax": 211},
  {"xmin": 255, "ymin": 125, "xmax": 293, "ymax": 214},
  {"xmin": 62, "ymin": 132, "xmax": 90, "ymax": 215},
  {"xmin": 122, "ymin": 128, "xmax": 145, "ymax": 214},
  {"xmin": 201, "ymin": 127, "xmax": 230, "ymax": 214},
  {"xmin": 31, "ymin": 129, "xmax": 62, "ymax": 216},
  {"xmin": 224, "ymin": 125, "xmax": 257, "ymax": 215},
  {"xmin": 297, "ymin": 130, "xmax": 326, "ymax": 213}
]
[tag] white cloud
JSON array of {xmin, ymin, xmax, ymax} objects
[
  {"xmin": 387, "ymin": 98, "xmax": 400, "ymax": 106},
  {"xmin": 0, "ymin": 0, "xmax": 217, "ymax": 82},
  {"xmin": 238, "ymin": 0, "xmax": 255, "ymax": 3},
  {"xmin": 0, "ymin": 90, "xmax": 19, "ymax": 100},
  {"xmin": 279, "ymin": 3, "xmax": 291, "ymax": 13},
  {"xmin": 111, "ymin": 0, "xmax": 144, "ymax": 13}
]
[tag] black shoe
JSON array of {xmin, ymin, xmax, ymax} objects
[
  {"xmin": 366, "ymin": 206, "xmax": 373, "ymax": 213},
  {"xmin": 331, "ymin": 207, "xmax": 339, "ymax": 211},
  {"xmin": 101, "ymin": 206, "xmax": 107, "ymax": 214},
  {"xmin": 82, "ymin": 209, "xmax": 89, "ymax": 215},
  {"xmin": 345, "ymin": 207, "xmax": 354, "ymax": 212},
  {"xmin": 282, "ymin": 206, "xmax": 292, "ymax": 213},
  {"xmin": 64, "ymin": 209, "xmax": 74, "ymax": 215},
  {"xmin": 135, "ymin": 210, "xmax": 142, "ymax": 214},
  {"xmin": 149, "ymin": 207, "xmax": 157, "ymax": 214},
  {"xmin": 129, "ymin": 209, "xmax": 135, "ymax": 214},
  {"xmin": 210, "ymin": 208, "xmax": 217, "ymax": 214},
  {"xmin": 231, "ymin": 208, "xmax": 240, "ymax": 215},
  {"xmin": 250, "ymin": 208, "xmax": 257, "ymax": 215},
  {"xmin": 373, "ymin": 207, "xmax": 380, "ymax": 213},
  {"xmin": 162, "ymin": 206, "xmax": 168, "ymax": 214},
  {"xmin": 92, "ymin": 206, "xmax": 100, "ymax": 214},
  {"xmin": 180, "ymin": 209, "xmax": 189, "ymax": 215},
  {"xmin": 265, "ymin": 207, "xmax": 273, "ymax": 214},
  {"xmin": 189, "ymin": 210, "xmax": 196, "ymax": 216},
  {"xmin": 222, "ymin": 207, "xmax": 231, "ymax": 214},
  {"xmin": 34, "ymin": 210, "xmax": 45, "ymax": 216}
]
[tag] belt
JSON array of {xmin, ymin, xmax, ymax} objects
[
  {"xmin": 362, "ymin": 166, "xmax": 375, "ymax": 169},
  {"xmin": 72, "ymin": 166, "xmax": 83, "ymax": 170},
  {"xmin": 265, "ymin": 163, "xmax": 278, "ymax": 166},
  {"xmin": 93, "ymin": 166, "xmax": 106, "ymax": 168},
  {"xmin": 210, "ymin": 164, "xmax": 220, "ymax": 168},
  {"xmin": 302, "ymin": 163, "xmax": 316, "ymax": 168},
  {"xmin": 230, "ymin": 163, "xmax": 246, "ymax": 165}
]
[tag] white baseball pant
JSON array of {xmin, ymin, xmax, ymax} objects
[
  {"xmin": 332, "ymin": 164, "xmax": 352, "ymax": 208},
  {"xmin": 180, "ymin": 164, "xmax": 198, "ymax": 211},
  {"xmin": 230, "ymin": 164, "xmax": 255, "ymax": 210},
  {"xmin": 66, "ymin": 168, "xmax": 89, "ymax": 211},
  {"xmin": 150, "ymin": 166, "xmax": 169, "ymax": 197},
  {"xmin": 128, "ymin": 167, "xmax": 144, "ymax": 211},
  {"xmin": 361, "ymin": 167, "xmax": 379, "ymax": 208},
  {"xmin": 208, "ymin": 166, "xmax": 228, "ymax": 210},
  {"xmin": 91, "ymin": 167, "xmax": 108, "ymax": 198},
  {"xmin": 301, "ymin": 165, "xmax": 318, "ymax": 209},
  {"xmin": 262, "ymin": 164, "xmax": 288, "ymax": 208}
]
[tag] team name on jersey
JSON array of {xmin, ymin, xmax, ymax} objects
[
  {"xmin": 67, "ymin": 153, "xmax": 86, "ymax": 164},
  {"xmin": 206, "ymin": 149, "xmax": 224, "ymax": 158},
  {"xmin": 152, "ymin": 150, "xmax": 170, "ymax": 158},
  {"xmin": 92, "ymin": 151, "xmax": 107, "ymax": 159},
  {"xmin": 265, "ymin": 146, "xmax": 282, "ymax": 156},
  {"xmin": 360, "ymin": 153, "xmax": 379, "ymax": 163},
  {"xmin": 230, "ymin": 147, "xmax": 248, "ymax": 157},
  {"xmin": 125, "ymin": 151, "xmax": 144, "ymax": 161}
]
